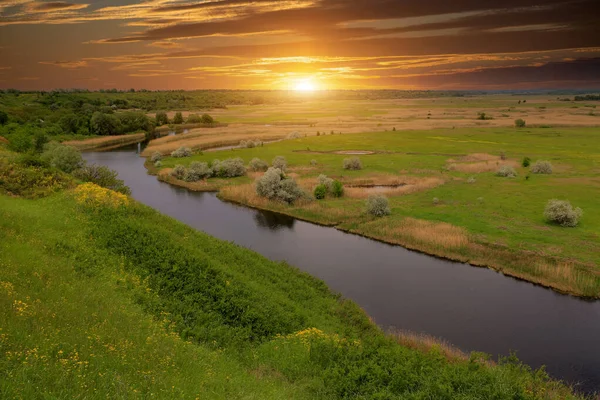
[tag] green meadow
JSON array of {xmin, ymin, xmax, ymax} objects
[{"xmin": 157, "ymin": 126, "xmax": 600, "ymax": 297}]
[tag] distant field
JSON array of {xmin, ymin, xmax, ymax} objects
[
  {"xmin": 156, "ymin": 125, "xmax": 600, "ymax": 297},
  {"xmin": 143, "ymin": 95, "xmax": 600, "ymax": 156}
]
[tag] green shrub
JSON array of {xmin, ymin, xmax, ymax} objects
[
  {"xmin": 171, "ymin": 146, "xmax": 192, "ymax": 158},
  {"xmin": 366, "ymin": 194, "xmax": 390, "ymax": 217},
  {"xmin": 343, "ymin": 157, "xmax": 362, "ymax": 170},
  {"xmin": 249, "ymin": 158, "xmax": 268, "ymax": 172},
  {"xmin": 173, "ymin": 112, "xmax": 184, "ymax": 124},
  {"xmin": 314, "ymin": 184, "xmax": 327, "ymax": 200},
  {"xmin": 496, "ymin": 165, "xmax": 517, "ymax": 178},
  {"xmin": 73, "ymin": 164, "xmax": 131, "ymax": 195},
  {"xmin": 256, "ymin": 167, "xmax": 303, "ymax": 204},
  {"xmin": 544, "ymin": 199, "xmax": 582, "ymax": 227},
  {"xmin": 522, "ymin": 157, "xmax": 531, "ymax": 167},
  {"xmin": 272, "ymin": 156, "xmax": 287, "ymax": 172},
  {"xmin": 201, "ymin": 114, "xmax": 214, "ymax": 124},
  {"xmin": 150, "ymin": 151, "xmax": 162, "ymax": 163},
  {"xmin": 7, "ymin": 130, "xmax": 32, "ymax": 153},
  {"xmin": 331, "ymin": 180, "xmax": 344, "ymax": 197},
  {"xmin": 531, "ymin": 160, "xmax": 553, "ymax": 174},
  {"xmin": 515, "ymin": 119, "xmax": 526, "ymax": 128},
  {"xmin": 155, "ymin": 111, "xmax": 169, "ymax": 126},
  {"xmin": 186, "ymin": 113, "xmax": 202, "ymax": 124},
  {"xmin": 212, "ymin": 157, "xmax": 246, "ymax": 178},
  {"xmin": 40, "ymin": 142, "xmax": 83, "ymax": 173},
  {"xmin": 171, "ymin": 164, "xmax": 186, "ymax": 180}
]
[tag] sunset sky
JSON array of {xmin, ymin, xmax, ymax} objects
[{"xmin": 1, "ymin": 0, "xmax": 599, "ymax": 90}]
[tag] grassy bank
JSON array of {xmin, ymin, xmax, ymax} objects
[
  {"xmin": 154, "ymin": 126, "xmax": 600, "ymax": 298},
  {"xmin": 0, "ymin": 149, "xmax": 585, "ymax": 398}
]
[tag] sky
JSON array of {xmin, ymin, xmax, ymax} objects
[{"xmin": 0, "ymin": 0, "xmax": 599, "ymax": 90}]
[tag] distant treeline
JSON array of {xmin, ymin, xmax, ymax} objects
[{"xmin": 574, "ymin": 94, "xmax": 600, "ymax": 101}]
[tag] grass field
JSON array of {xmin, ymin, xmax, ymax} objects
[
  {"xmin": 0, "ymin": 150, "xmax": 584, "ymax": 398},
  {"xmin": 155, "ymin": 125, "xmax": 600, "ymax": 297}
]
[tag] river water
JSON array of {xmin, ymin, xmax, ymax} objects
[{"xmin": 84, "ymin": 147, "xmax": 600, "ymax": 393}]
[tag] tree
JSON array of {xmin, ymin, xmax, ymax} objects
[
  {"xmin": 90, "ymin": 112, "xmax": 121, "ymax": 136},
  {"xmin": 201, "ymin": 114, "xmax": 214, "ymax": 124},
  {"xmin": 173, "ymin": 112, "xmax": 184, "ymax": 124},
  {"xmin": 0, "ymin": 110, "xmax": 8, "ymax": 125},
  {"xmin": 156, "ymin": 111, "xmax": 169, "ymax": 126}
]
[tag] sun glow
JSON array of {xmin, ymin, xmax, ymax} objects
[{"xmin": 293, "ymin": 78, "xmax": 317, "ymax": 92}]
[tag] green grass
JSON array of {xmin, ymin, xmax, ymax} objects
[
  {"xmin": 0, "ymin": 164, "xmax": 584, "ymax": 398},
  {"xmin": 158, "ymin": 126, "xmax": 600, "ymax": 296}
]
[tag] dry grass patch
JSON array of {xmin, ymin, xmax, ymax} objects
[
  {"xmin": 393, "ymin": 331, "xmax": 470, "ymax": 363},
  {"xmin": 345, "ymin": 175, "xmax": 445, "ymax": 198},
  {"xmin": 363, "ymin": 217, "xmax": 470, "ymax": 250},
  {"xmin": 143, "ymin": 131, "xmax": 284, "ymax": 156},
  {"xmin": 447, "ymin": 159, "xmax": 519, "ymax": 173},
  {"xmin": 64, "ymin": 133, "xmax": 146, "ymax": 151}
]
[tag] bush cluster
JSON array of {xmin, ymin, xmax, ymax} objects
[
  {"xmin": 366, "ymin": 194, "xmax": 391, "ymax": 217},
  {"xmin": 171, "ymin": 146, "xmax": 192, "ymax": 158},
  {"xmin": 531, "ymin": 160, "xmax": 553, "ymax": 174},
  {"xmin": 212, "ymin": 158, "xmax": 246, "ymax": 178},
  {"xmin": 544, "ymin": 199, "xmax": 583, "ymax": 227},
  {"xmin": 343, "ymin": 157, "xmax": 362, "ymax": 170},
  {"xmin": 496, "ymin": 165, "xmax": 517, "ymax": 178},
  {"xmin": 313, "ymin": 174, "xmax": 344, "ymax": 200},
  {"xmin": 171, "ymin": 158, "xmax": 246, "ymax": 182},
  {"xmin": 256, "ymin": 167, "xmax": 304, "ymax": 203}
]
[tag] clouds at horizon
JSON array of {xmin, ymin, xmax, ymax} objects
[{"xmin": 1, "ymin": 0, "xmax": 599, "ymax": 90}]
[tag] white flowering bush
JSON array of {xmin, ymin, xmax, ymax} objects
[
  {"xmin": 171, "ymin": 147, "xmax": 192, "ymax": 158},
  {"xmin": 249, "ymin": 158, "xmax": 268, "ymax": 172},
  {"xmin": 496, "ymin": 165, "xmax": 517, "ymax": 178},
  {"xmin": 150, "ymin": 151, "xmax": 162, "ymax": 163},
  {"xmin": 531, "ymin": 160, "xmax": 553, "ymax": 174},
  {"xmin": 366, "ymin": 194, "xmax": 391, "ymax": 217},
  {"xmin": 272, "ymin": 156, "xmax": 287, "ymax": 172},
  {"xmin": 544, "ymin": 199, "xmax": 582, "ymax": 227},
  {"xmin": 343, "ymin": 157, "xmax": 362, "ymax": 170}
]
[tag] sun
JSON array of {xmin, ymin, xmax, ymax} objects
[{"xmin": 293, "ymin": 78, "xmax": 317, "ymax": 92}]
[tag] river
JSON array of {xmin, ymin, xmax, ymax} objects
[{"xmin": 84, "ymin": 146, "xmax": 600, "ymax": 394}]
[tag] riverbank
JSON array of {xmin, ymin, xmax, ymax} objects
[
  {"xmin": 64, "ymin": 133, "xmax": 146, "ymax": 152},
  {"xmin": 2, "ymin": 149, "xmax": 586, "ymax": 398},
  {"xmin": 150, "ymin": 126, "xmax": 600, "ymax": 299}
]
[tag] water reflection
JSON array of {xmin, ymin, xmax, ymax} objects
[{"xmin": 253, "ymin": 210, "xmax": 296, "ymax": 231}]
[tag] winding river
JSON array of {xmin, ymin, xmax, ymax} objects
[{"xmin": 84, "ymin": 146, "xmax": 600, "ymax": 394}]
